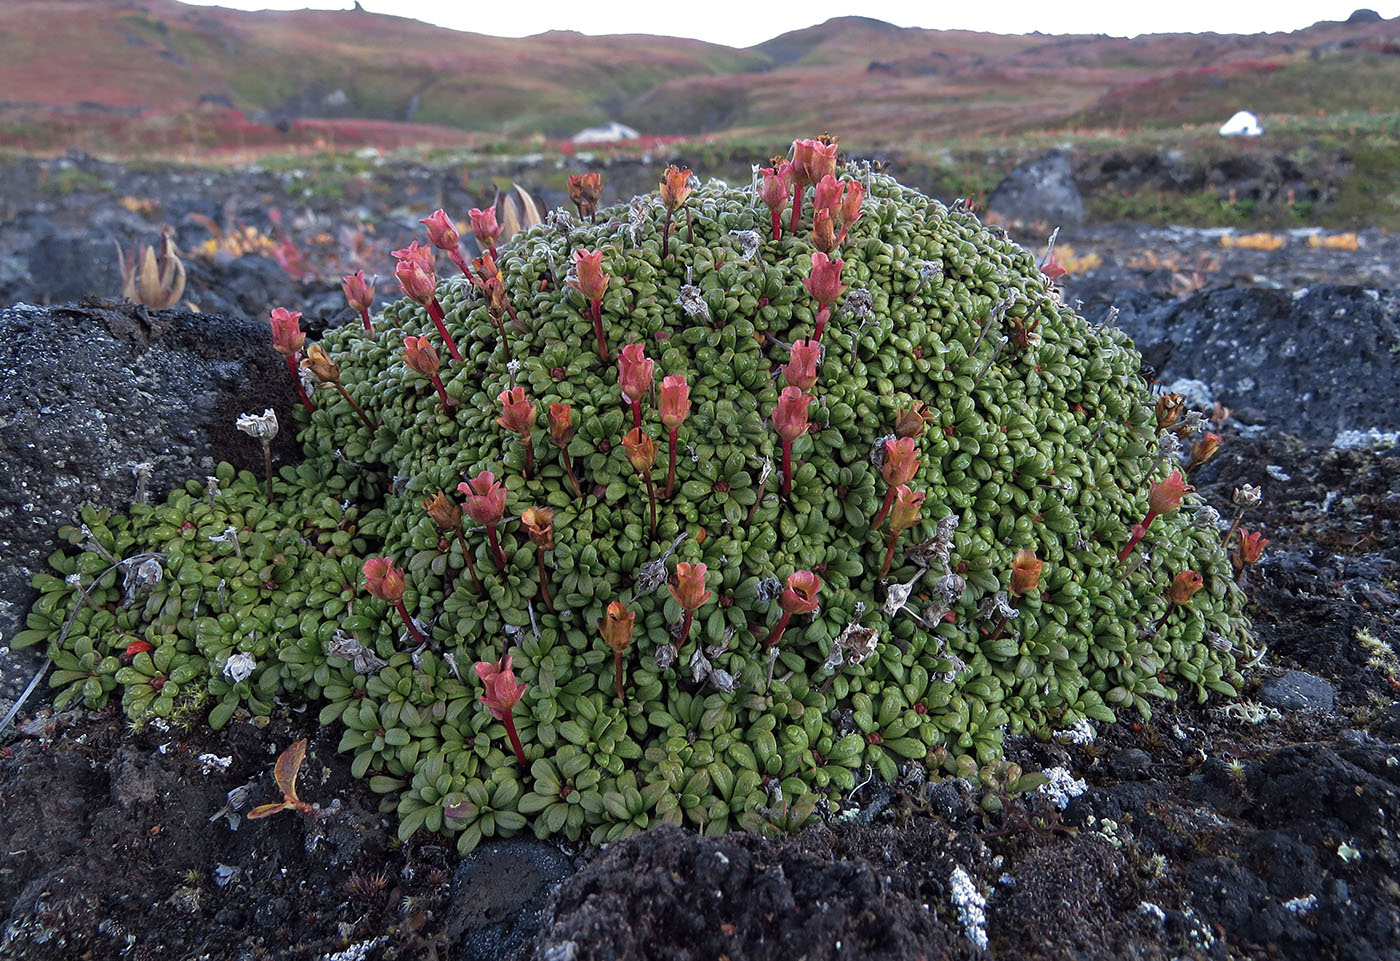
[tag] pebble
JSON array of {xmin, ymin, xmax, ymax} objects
[{"xmin": 1257, "ymin": 670, "xmax": 1335, "ymax": 712}]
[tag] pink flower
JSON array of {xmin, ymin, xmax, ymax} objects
[
  {"xmin": 391, "ymin": 241, "xmax": 434, "ymax": 274},
  {"xmin": 362, "ymin": 557, "xmax": 406, "ymax": 602},
  {"xmin": 772, "ymin": 386, "xmax": 812, "ymax": 443},
  {"xmin": 468, "ymin": 207, "xmax": 502, "ymax": 252},
  {"xmin": 420, "ymin": 209, "xmax": 461, "ymax": 252},
  {"xmin": 395, "ymin": 257, "xmax": 437, "ymax": 306},
  {"xmin": 804, "ymin": 252, "xmax": 847, "ymax": 309},
  {"xmin": 268, "ymin": 307, "xmax": 305, "ymax": 356},
  {"xmin": 784, "ymin": 340, "xmax": 820, "ymax": 392},
  {"xmin": 340, "ymin": 271, "xmax": 373, "ymax": 312},
  {"xmin": 475, "ymin": 655, "xmax": 527, "ymax": 721},
  {"xmin": 570, "ymin": 248, "xmax": 609, "ymax": 303},
  {"xmin": 617, "ymin": 343, "xmax": 655, "ymax": 406},
  {"xmin": 458, "ymin": 471, "xmax": 507, "ymax": 526},
  {"xmin": 659, "ymin": 374, "xmax": 690, "ymax": 430}
]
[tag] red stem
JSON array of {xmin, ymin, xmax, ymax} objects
[
  {"xmin": 286, "ymin": 355, "xmax": 316, "ymax": 411},
  {"xmin": 814, "ymin": 305, "xmax": 830, "ymax": 344},
  {"xmin": 591, "ymin": 300, "xmax": 608, "ymax": 361},
  {"xmin": 614, "ymin": 650, "xmax": 626, "ymax": 701},
  {"xmin": 986, "ymin": 614, "xmax": 1011, "ymax": 643},
  {"xmin": 561, "ymin": 451, "xmax": 583, "ymax": 498},
  {"xmin": 781, "ymin": 440, "xmax": 793, "ymax": 500},
  {"xmin": 662, "ymin": 209, "xmax": 673, "ymax": 256},
  {"xmin": 789, "ymin": 186, "xmax": 804, "ymax": 234},
  {"xmin": 880, "ymin": 529, "xmax": 901, "ymax": 577},
  {"xmin": 770, "ymin": 209, "xmax": 782, "ymax": 242},
  {"xmin": 430, "ymin": 374, "xmax": 455, "ymax": 411},
  {"xmin": 1117, "ymin": 510, "xmax": 1160, "ymax": 561},
  {"xmin": 631, "ymin": 399, "xmax": 642, "ymax": 431},
  {"xmin": 357, "ymin": 306, "xmax": 374, "ymax": 335},
  {"xmin": 486, "ymin": 524, "xmax": 507, "ymax": 569},
  {"xmin": 644, "ymin": 473, "xmax": 657, "ymax": 543},
  {"xmin": 537, "ymin": 550, "xmax": 555, "ymax": 611},
  {"xmin": 665, "ymin": 426, "xmax": 678, "ymax": 499},
  {"xmin": 872, "ymin": 487, "xmax": 896, "ymax": 529},
  {"xmin": 454, "ymin": 530, "xmax": 484, "ymax": 595},
  {"xmin": 523, "ymin": 437, "xmax": 534, "ymax": 480},
  {"xmin": 449, "ymin": 250, "xmax": 474, "ymax": 281},
  {"xmin": 502, "ymin": 712, "xmax": 527, "ymax": 766},
  {"xmin": 393, "ymin": 599, "xmax": 427, "ymax": 645},
  {"xmin": 334, "ymin": 383, "xmax": 375, "ymax": 433},
  {"xmin": 763, "ymin": 610, "xmax": 793, "ymax": 649},
  {"xmin": 679, "ymin": 609, "xmax": 694, "ymax": 648},
  {"xmin": 426, "ymin": 299, "xmax": 463, "ymax": 361}
]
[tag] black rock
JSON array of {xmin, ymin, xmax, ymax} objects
[
  {"xmin": 1111, "ymin": 285, "xmax": 1400, "ymax": 441},
  {"xmin": 0, "ymin": 300, "xmax": 300, "ymax": 698},
  {"xmin": 447, "ymin": 839, "xmax": 574, "ymax": 961},
  {"xmin": 1257, "ymin": 670, "xmax": 1336, "ymax": 713},
  {"xmin": 986, "ymin": 149, "xmax": 1084, "ymax": 226}
]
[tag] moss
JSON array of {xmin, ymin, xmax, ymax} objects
[{"xmin": 19, "ymin": 163, "xmax": 1251, "ymax": 851}]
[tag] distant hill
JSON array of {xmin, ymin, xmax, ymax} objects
[{"xmin": 2, "ymin": 1, "xmax": 1398, "ymax": 155}]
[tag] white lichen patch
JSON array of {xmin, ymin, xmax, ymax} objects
[{"xmin": 949, "ymin": 866, "xmax": 988, "ymax": 951}]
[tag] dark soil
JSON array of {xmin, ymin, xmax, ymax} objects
[{"xmin": 1, "ymin": 156, "xmax": 1398, "ymax": 961}]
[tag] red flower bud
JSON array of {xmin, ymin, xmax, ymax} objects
[
  {"xmin": 617, "ymin": 343, "xmax": 655, "ymax": 406},
  {"xmin": 458, "ymin": 471, "xmax": 507, "ymax": 526},
  {"xmin": 659, "ymin": 165, "xmax": 693, "ymax": 213},
  {"xmin": 760, "ymin": 164, "xmax": 791, "ymax": 214},
  {"xmin": 791, "ymin": 138, "xmax": 839, "ymax": 189},
  {"xmin": 622, "ymin": 428, "xmax": 657, "ymax": 475},
  {"xmin": 880, "ymin": 437, "xmax": 920, "ymax": 487},
  {"xmin": 124, "ymin": 639, "xmax": 153, "ymax": 659},
  {"xmin": 269, "ymin": 307, "xmax": 305, "ymax": 356},
  {"xmin": 1236, "ymin": 529, "xmax": 1269, "ymax": 567},
  {"xmin": 420, "ymin": 209, "xmax": 461, "ymax": 252},
  {"xmin": 813, "ymin": 174, "xmax": 843, "ymax": 215},
  {"xmin": 496, "ymin": 386, "xmax": 535, "ymax": 437},
  {"xmin": 659, "ymin": 374, "xmax": 691, "ymax": 430},
  {"xmin": 839, "ymin": 180, "xmax": 865, "ymax": 231},
  {"xmin": 520, "ymin": 506, "xmax": 555, "ymax": 549},
  {"xmin": 888, "ymin": 486, "xmax": 925, "ymax": 534},
  {"xmin": 1188, "ymin": 432, "xmax": 1222, "ymax": 470},
  {"xmin": 811, "ymin": 207, "xmax": 837, "ymax": 253},
  {"xmin": 803, "ymin": 251, "xmax": 847, "ymax": 309},
  {"xmin": 894, "ymin": 401, "xmax": 935, "ymax": 439},
  {"xmin": 341, "ymin": 270, "xmax": 374, "ymax": 312},
  {"xmin": 1167, "ymin": 570, "xmax": 1204, "ymax": 605},
  {"xmin": 468, "ymin": 207, "xmax": 501, "ymax": 251},
  {"xmin": 395, "ymin": 256, "xmax": 437, "ymax": 306},
  {"xmin": 772, "ymin": 386, "xmax": 812, "ymax": 443},
  {"xmin": 568, "ymin": 172, "xmax": 603, "ymax": 215},
  {"xmin": 599, "ymin": 601, "xmax": 635, "ymax": 654},
  {"xmin": 422, "ymin": 490, "xmax": 461, "ymax": 531},
  {"xmin": 784, "ymin": 340, "xmax": 820, "ymax": 392},
  {"xmin": 402, "ymin": 335, "xmax": 440, "ymax": 377},
  {"xmin": 548, "ymin": 403, "xmax": 575, "ymax": 447},
  {"xmin": 669, "ymin": 562, "xmax": 712, "ymax": 612},
  {"xmin": 1148, "ymin": 470, "xmax": 1192, "ymax": 516},
  {"xmin": 391, "ymin": 241, "xmax": 434, "ymax": 274},
  {"xmin": 1010, "ymin": 549, "xmax": 1042, "ymax": 596},
  {"xmin": 363, "ymin": 556, "xmax": 406, "ymax": 602},
  {"xmin": 475, "ymin": 655, "xmax": 526, "ymax": 720},
  {"xmin": 569, "ymin": 248, "xmax": 609, "ymax": 303},
  {"xmin": 779, "ymin": 570, "xmax": 821, "ymax": 615}
]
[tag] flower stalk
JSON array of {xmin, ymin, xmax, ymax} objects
[
  {"xmin": 459, "ymin": 471, "xmax": 508, "ymax": 570},
  {"xmin": 548, "ymin": 403, "xmax": 583, "ymax": 497},
  {"xmin": 659, "ymin": 374, "xmax": 690, "ymax": 499},
  {"xmin": 521, "ymin": 507, "xmax": 556, "ymax": 612},
  {"xmin": 394, "ymin": 242, "xmax": 462, "ymax": 362},
  {"xmin": 341, "ymin": 270, "xmax": 375, "ymax": 334},
  {"xmin": 497, "ymin": 387, "xmax": 536, "ymax": 479},
  {"xmin": 235, "ymin": 409, "xmax": 279, "ymax": 503},
  {"xmin": 269, "ymin": 308, "xmax": 316, "ymax": 411},
  {"xmin": 302, "ymin": 345, "xmax": 374, "ymax": 433},
  {"xmin": 424, "ymin": 491, "xmax": 483, "ymax": 595},
  {"xmin": 570, "ymin": 249, "xmax": 611, "ymax": 361},
  {"xmin": 879, "ymin": 486, "xmax": 924, "ymax": 577},
  {"xmin": 363, "ymin": 557, "xmax": 427, "ymax": 646},
  {"xmin": 475, "ymin": 656, "xmax": 528, "ymax": 766},
  {"xmin": 764, "ymin": 570, "xmax": 821, "ymax": 648},
  {"xmin": 403, "ymin": 336, "xmax": 455, "ymax": 412},
  {"xmin": 599, "ymin": 602, "xmax": 635, "ymax": 702},
  {"xmin": 872, "ymin": 436, "xmax": 920, "ymax": 528},
  {"xmin": 772, "ymin": 387, "xmax": 812, "ymax": 500},
  {"xmin": 668, "ymin": 562, "xmax": 711, "ymax": 655},
  {"xmin": 623, "ymin": 428, "xmax": 658, "ymax": 542},
  {"xmin": 1119, "ymin": 470, "xmax": 1192, "ymax": 562}
]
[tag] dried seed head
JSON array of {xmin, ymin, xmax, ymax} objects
[{"xmin": 235, "ymin": 409, "xmax": 278, "ymax": 441}]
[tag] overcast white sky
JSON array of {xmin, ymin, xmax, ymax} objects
[{"xmin": 177, "ymin": 1, "xmax": 1400, "ymax": 49}]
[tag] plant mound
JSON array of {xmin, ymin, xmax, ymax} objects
[{"xmin": 17, "ymin": 166, "xmax": 1252, "ymax": 850}]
